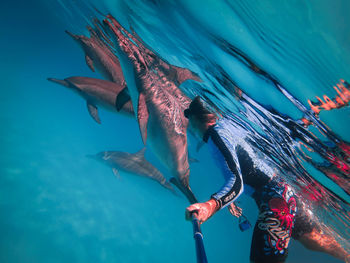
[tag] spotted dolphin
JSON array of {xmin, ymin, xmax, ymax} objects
[
  {"xmin": 87, "ymin": 148, "xmax": 175, "ymax": 193},
  {"xmin": 48, "ymin": 76, "xmax": 133, "ymax": 123},
  {"xmin": 102, "ymin": 15, "xmax": 202, "ymax": 203}
]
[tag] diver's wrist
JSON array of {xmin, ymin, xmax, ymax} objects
[{"xmin": 207, "ymin": 198, "xmax": 219, "ymax": 214}]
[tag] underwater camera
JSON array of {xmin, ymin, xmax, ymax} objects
[{"xmin": 239, "ymin": 215, "xmax": 252, "ymax": 232}]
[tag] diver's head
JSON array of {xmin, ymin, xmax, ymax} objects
[{"xmin": 184, "ymin": 96, "xmax": 217, "ymax": 138}]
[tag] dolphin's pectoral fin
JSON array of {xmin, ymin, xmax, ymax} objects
[
  {"xmin": 163, "ymin": 181, "xmax": 178, "ymax": 196},
  {"xmin": 137, "ymin": 93, "xmax": 149, "ymax": 145},
  {"xmin": 170, "ymin": 177, "xmax": 198, "ymax": 204},
  {"xmin": 189, "ymin": 157, "xmax": 199, "ymax": 164},
  {"xmin": 115, "ymin": 87, "xmax": 131, "ymax": 111},
  {"xmin": 85, "ymin": 54, "xmax": 95, "ymax": 72},
  {"xmin": 112, "ymin": 168, "xmax": 120, "ymax": 179},
  {"xmin": 196, "ymin": 141, "xmax": 205, "ymax": 152},
  {"xmin": 171, "ymin": 65, "xmax": 202, "ymax": 85},
  {"xmin": 47, "ymin": 78, "xmax": 69, "ymax": 87},
  {"xmin": 87, "ymin": 102, "xmax": 101, "ymax": 124}
]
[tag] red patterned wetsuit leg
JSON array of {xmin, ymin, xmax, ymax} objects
[{"xmin": 250, "ymin": 182, "xmax": 297, "ymax": 263}]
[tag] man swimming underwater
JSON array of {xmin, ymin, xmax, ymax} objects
[{"xmin": 184, "ymin": 97, "xmax": 350, "ymax": 263}]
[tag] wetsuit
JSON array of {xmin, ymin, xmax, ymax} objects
[{"xmin": 204, "ymin": 116, "xmax": 312, "ymax": 263}]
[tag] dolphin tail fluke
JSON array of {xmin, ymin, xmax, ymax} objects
[
  {"xmin": 137, "ymin": 93, "xmax": 149, "ymax": 145},
  {"xmin": 87, "ymin": 102, "xmax": 101, "ymax": 124},
  {"xmin": 171, "ymin": 65, "xmax": 202, "ymax": 85},
  {"xmin": 170, "ymin": 177, "xmax": 198, "ymax": 204},
  {"xmin": 47, "ymin": 78, "xmax": 69, "ymax": 87}
]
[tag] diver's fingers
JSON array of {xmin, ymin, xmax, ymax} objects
[
  {"xmin": 185, "ymin": 203, "xmax": 201, "ymax": 221},
  {"xmin": 185, "ymin": 209, "xmax": 199, "ymax": 221}
]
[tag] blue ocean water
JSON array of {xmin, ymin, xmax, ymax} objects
[{"xmin": 1, "ymin": 0, "xmax": 349, "ymax": 262}]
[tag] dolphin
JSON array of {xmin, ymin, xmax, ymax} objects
[
  {"xmin": 101, "ymin": 15, "xmax": 202, "ymax": 203},
  {"xmin": 48, "ymin": 76, "xmax": 133, "ymax": 123},
  {"xmin": 66, "ymin": 24, "xmax": 125, "ymax": 86},
  {"xmin": 87, "ymin": 148, "xmax": 175, "ymax": 193}
]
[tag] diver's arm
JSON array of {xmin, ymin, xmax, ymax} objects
[
  {"xmin": 185, "ymin": 129, "xmax": 244, "ymax": 223},
  {"xmin": 185, "ymin": 140, "xmax": 244, "ymax": 222},
  {"xmin": 207, "ymin": 134, "xmax": 244, "ymax": 210}
]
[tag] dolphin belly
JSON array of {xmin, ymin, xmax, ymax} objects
[{"xmin": 146, "ymin": 111, "xmax": 189, "ymax": 178}]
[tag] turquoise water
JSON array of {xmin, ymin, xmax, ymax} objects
[{"xmin": 1, "ymin": 0, "xmax": 349, "ymax": 262}]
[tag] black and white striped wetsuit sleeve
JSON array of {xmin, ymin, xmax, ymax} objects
[{"xmin": 207, "ymin": 130, "xmax": 244, "ymax": 210}]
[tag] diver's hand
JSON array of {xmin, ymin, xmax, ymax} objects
[
  {"xmin": 185, "ymin": 199, "xmax": 218, "ymax": 223},
  {"xmin": 228, "ymin": 202, "xmax": 243, "ymax": 218}
]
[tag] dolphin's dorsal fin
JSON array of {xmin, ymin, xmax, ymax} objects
[
  {"xmin": 135, "ymin": 147, "xmax": 146, "ymax": 159},
  {"xmin": 170, "ymin": 65, "xmax": 202, "ymax": 85},
  {"xmin": 85, "ymin": 54, "xmax": 95, "ymax": 72},
  {"xmin": 115, "ymin": 87, "xmax": 131, "ymax": 111},
  {"xmin": 137, "ymin": 93, "xmax": 149, "ymax": 145},
  {"xmin": 87, "ymin": 102, "xmax": 101, "ymax": 124}
]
